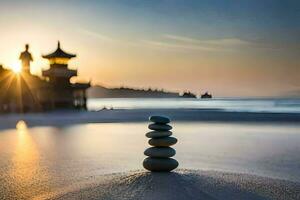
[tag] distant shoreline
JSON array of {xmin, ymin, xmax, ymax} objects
[
  {"xmin": 0, "ymin": 108, "xmax": 299, "ymax": 130},
  {"xmin": 88, "ymin": 85, "xmax": 197, "ymax": 98}
]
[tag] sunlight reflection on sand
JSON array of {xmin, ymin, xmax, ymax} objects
[
  {"xmin": 0, "ymin": 122, "xmax": 299, "ymax": 199},
  {"xmin": 8, "ymin": 120, "xmax": 49, "ymax": 199}
]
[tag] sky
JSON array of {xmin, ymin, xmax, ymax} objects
[{"xmin": 0, "ymin": 0, "xmax": 299, "ymax": 97}]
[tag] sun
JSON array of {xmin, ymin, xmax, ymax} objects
[
  {"xmin": 11, "ymin": 62, "xmax": 22, "ymax": 74},
  {"xmin": 16, "ymin": 120, "xmax": 28, "ymax": 130}
]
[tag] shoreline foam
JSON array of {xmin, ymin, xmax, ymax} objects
[{"xmin": 1, "ymin": 108, "xmax": 300, "ymax": 130}]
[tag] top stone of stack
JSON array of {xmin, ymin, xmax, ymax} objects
[{"xmin": 149, "ymin": 115, "xmax": 171, "ymax": 124}]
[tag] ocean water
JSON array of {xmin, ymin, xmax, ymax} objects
[
  {"xmin": 0, "ymin": 122, "xmax": 300, "ymax": 199},
  {"xmin": 88, "ymin": 98, "xmax": 300, "ymax": 113}
]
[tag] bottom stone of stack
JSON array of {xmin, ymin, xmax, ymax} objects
[{"xmin": 143, "ymin": 157, "xmax": 179, "ymax": 172}]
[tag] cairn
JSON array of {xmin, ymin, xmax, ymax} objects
[{"xmin": 143, "ymin": 115, "xmax": 178, "ymax": 172}]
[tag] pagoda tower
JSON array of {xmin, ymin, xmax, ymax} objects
[
  {"xmin": 42, "ymin": 41, "xmax": 89, "ymax": 109},
  {"xmin": 42, "ymin": 41, "xmax": 77, "ymax": 85}
]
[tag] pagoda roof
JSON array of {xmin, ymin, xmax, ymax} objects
[
  {"xmin": 42, "ymin": 41, "xmax": 76, "ymax": 59},
  {"xmin": 42, "ymin": 67, "xmax": 77, "ymax": 78}
]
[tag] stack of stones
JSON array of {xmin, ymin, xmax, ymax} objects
[{"xmin": 143, "ymin": 115, "xmax": 178, "ymax": 172}]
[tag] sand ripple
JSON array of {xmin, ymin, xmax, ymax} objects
[{"xmin": 41, "ymin": 170, "xmax": 300, "ymax": 200}]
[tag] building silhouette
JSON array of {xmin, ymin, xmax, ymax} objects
[
  {"xmin": 0, "ymin": 42, "xmax": 90, "ymax": 113},
  {"xmin": 19, "ymin": 44, "xmax": 33, "ymax": 73}
]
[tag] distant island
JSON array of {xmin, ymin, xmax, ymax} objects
[
  {"xmin": 87, "ymin": 85, "xmax": 197, "ymax": 98},
  {"xmin": 201, "ymin": 92, "xmax": 212, "ymax": 99}
]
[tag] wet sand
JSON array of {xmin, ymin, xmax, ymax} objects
[{"xmin": 0, "ymin": 108, "xmax": 300, "ymax": 130}]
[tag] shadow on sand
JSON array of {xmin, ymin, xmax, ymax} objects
[{"xmin": 47, "ymin": 170, "xmax": 300, "ymax": 200}]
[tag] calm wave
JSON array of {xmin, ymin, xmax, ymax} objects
[{"xmin": 88, "ymin": 98, "xmax": 300, "ymax": 113}]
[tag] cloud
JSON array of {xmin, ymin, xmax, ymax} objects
[
  {"xmin": 163, "ymin": 34, "xmax": 204, "ymax": 44},
  {"xmin": 79, "ymin": 29, "xmax": 141, "ymax": 48},
  {"xmin": 139, "ymin": 39, "xmax": 222, "ymax": 51},
  {"xmin": 164, "ymin": 34, "xmax": 253, "ymax": 46},
  {"xmin": 137, "ymin": 34, "xmax": 260, "ymax": 52},
  {"xmin": 79, "ymin": 29, "xmax": 115, "ymax": 42},
  {"xmin": 162, "ymin": 34, "xmax": 279, "ymax": 50},
  {"xmin": 78, "ymin": 29, "xmax": 280, "ymax": 52},
  {"xmin": 79, "ymin": 30, "xmax": 224, "ymax": 52},
  {"xmin": 203, "ymin": 38, "xmax": 252, "ymax": 46}
]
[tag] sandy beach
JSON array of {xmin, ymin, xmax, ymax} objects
[
  {"xmin": 1, "ymin": 109, "xmax": 299, "ymax": 199},
  {"xmin": 38, "ymin": 170, "xmax": 300, "ymax": 200}
]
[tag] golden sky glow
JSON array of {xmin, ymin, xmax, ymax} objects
[{"xmin": 0, "ymin": 1, "xmax": 299, "ymax": 97}]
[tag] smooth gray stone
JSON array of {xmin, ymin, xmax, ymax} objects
[
  {"xmin": 148, "ymin": 123, "xmax": 172, "ymax": 131},
  {"xmin": 149, "ymin": 137, "xmax": 177, "ymax": 147},
  {"xmin": 149, "ymin": 115, "xmax": 170, "ymax": 124},
  {"xmin": 143, "ymin": 157, "xmax": 179, "ymax": 172},
  {"xmin": 146, "ymin": 131, "xmax": 172, "ymax": 138},
  {"xmin": 144, "ymin": 147, "xmax": 176, "ymax": 158}
]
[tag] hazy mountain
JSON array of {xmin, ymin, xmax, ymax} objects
[{"xmin": 87, "ymin": 85, "xmax": 196, "ymax": 98}]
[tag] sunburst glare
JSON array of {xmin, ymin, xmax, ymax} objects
[
  {"xmin": 10, "ymin": 62, "xmax": 22, "ymax": 74},
  {"xmin": 16, "ymin": 120, "xmax": 27, "ymax": 130}
]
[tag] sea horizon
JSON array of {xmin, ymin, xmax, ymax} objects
[{"xmin": 88, "ymin": 97, "xmax": 300, "ymax": 113}]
